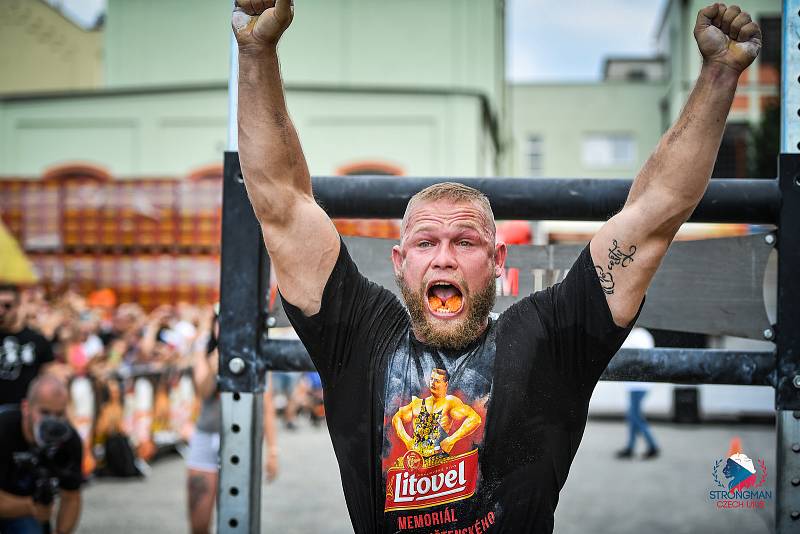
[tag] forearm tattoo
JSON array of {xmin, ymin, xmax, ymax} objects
[{"xmin": 595, "ymin": 239, "xmax": 637, "ymax": 295}]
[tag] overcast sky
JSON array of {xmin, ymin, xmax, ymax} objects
[
  {"xmin": 508, "ymin": 0, "xmax": 669, "ymax": 81},
  {"xmin": 56, "ymin": 0, "xmax": 669, "ymax": 82}
]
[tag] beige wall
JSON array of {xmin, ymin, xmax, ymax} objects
[
  {"xmin": 0, "ymin": 0, "xmax": 102, "ymax": 95},
  {"xmin": 0, "ymin": 0, "xmax": 504, "ymax": 178},
  {"xmin": 511, "ymin": 82, "xmax": 667, "ymax": 179},
  {"xmin": 104, "ymin": 0, "xmax": 506, "ymax": 117},
  {"xmin": 0, "ymin": 88, "xmax": 489, "ymax": 178}
]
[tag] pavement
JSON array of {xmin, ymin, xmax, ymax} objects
[{"xmin": 77, "ymin": 417, "xmax": 776, "ymax": 533}]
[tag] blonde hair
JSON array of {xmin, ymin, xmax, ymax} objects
[{"xmin": 400, "ymin": 182, "xmax": 496, "ymax": 239}]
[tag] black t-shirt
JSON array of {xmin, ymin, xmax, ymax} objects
[
  {"xmin": 282, "ymin": 241, "xmax": 641, "ymax": 534},
  {"xmin": 0, "ymin": 327, "xmax": 54, "ymax": 406},
  {"xmin": 0, "ymin": 406, "xmax": 83, "ymax": 497}
]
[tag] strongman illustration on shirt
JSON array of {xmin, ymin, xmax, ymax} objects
[{"xmin": 391, "ymin": 368, "xmax": 482, "ymax": 466}]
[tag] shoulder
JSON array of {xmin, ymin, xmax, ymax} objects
[
  {"xmin": 323, "ymin": 242, "xmax": 406, "ymax": 331},
  {"xmin": 496, "ymin": 289, "xmax": 550, "ymax": 332},
  {"xmin": 0, "ymin": 407, "xmax": 23, "ymax": 450},
  {"xmin": 284, "ymin": 238, "xmax": 402, "ymax": 320},
  {"xmin": 17, "ymin": 328, "xmax": 53, "ymax": 356},
  {"xmin": 337, "ymin": 239, "xmax": 403, "ymax": 306},
  {"xmin": 498, "ymin": 243, "xmax": 599, "ymax": 321},
  {"xmin": 67, "ymin": 426, "xmax": 82, "ymax": 454},
  {"xmin": 56, "ymin": 426, "xmax": 84, "ymax": 490},
  {"xmin": 445, "ymin": 395, "xmax": 465, "ymax": 406},
  {"xmin": 0, "ymin": 405, "xmax": 22, "ymax": 428},
  {"xmin": 19, "ymin": 327, "xmax": 49, "ymax": 343},
  {"xmin": 57, "ymin": 424, "xmax": 83, "ymax": 462}
]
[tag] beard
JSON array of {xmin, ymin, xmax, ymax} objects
[{"xmin": 396, "ymin": 270, "xmax": 496, "ymax": 350}]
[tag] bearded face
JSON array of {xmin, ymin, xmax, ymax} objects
[
  {"xmin": 396, "ymin": 266, "xmax": 496, "ymax": 350},
  {"xmin": 391, "ymin": 198, "xmax": 505, "ymax": 350}
]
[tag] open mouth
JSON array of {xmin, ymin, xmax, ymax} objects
[{"xmin": 426, "ymin": 281, "xmax": 464, "ymax": 317}]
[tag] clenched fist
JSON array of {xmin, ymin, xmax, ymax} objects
[
  {"xmin": 694, "ymin": 3, "xmax": 761, "ymax": 73},
  {"xmin": 232, "ymin": 0, "xmax": 294, "ymax": 49}
]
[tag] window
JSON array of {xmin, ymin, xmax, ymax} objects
[
  {"xmin": 526, "ymin": 135, "xmax": 543, "ymax": 177},
  {"xmin": 581, "ymin": 134, "xmax": 636, "ymax": 169},
  {"xmin": 336, "ymin": 162, "xmax": 403, "ymax": 176},
  {"xmin": 626, "ymin": 69, "xmax": 647, "ymax": 82}
]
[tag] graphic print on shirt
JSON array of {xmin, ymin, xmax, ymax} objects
[
  {"xmin": 382, "ymin": 326, "xmax": 495, "ymax": 514},
  {"xmin": 0, "ymin": 337, "xmax": 37, "ymax": 380}
]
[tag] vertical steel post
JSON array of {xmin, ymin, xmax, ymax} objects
[
  {"xmin": 228, "ymin": 28, "xmax": 239, "ymax": 153},
  {"xmin": 219, "ymin": 391, "xmax": 263, "ymax": 533},
  {"xmin": 776, "ymin": 155, "xmax": 800, "ymax": 532},
  {"xmin": 218, "ymin": 5, "xmax": 266, "ymax": 531},
  {"xmin": 782, "ymin": 0, "xmax": 800, "ymax": 154},
  {"xmin": 217, "ymin": 152, "xmax": 266, "ymax": 534},
  {"xmin": 777, "ymin": 2, "xmax": 800, "ymax": 531}
]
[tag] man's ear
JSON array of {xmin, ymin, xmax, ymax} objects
[
  {"xmin": 493, "ymin": 242, "xmax": 507, "ymax": 278},
  {"xmin": 391, "ymin": 244, "xmax": 404, "ymax": 278}
]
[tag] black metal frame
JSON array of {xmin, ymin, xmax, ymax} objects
[
  {"xmin": 217, "ymin": 149, "xmax": 799, "ymax": 532},
  {"xmin": 775, "ymin": 154, "xmax": 800, "ymax": 531},
  {"xmin": 775, "ymin": 154, "xmax": 800, "ymax": 410},
  {"xmin": 303, "ymin": 175, "xmax": 778, "ymax": 222}
]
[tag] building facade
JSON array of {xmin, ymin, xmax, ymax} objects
[
  {"xmin": 0, "ymin": 0, "xmax": 102, "ymax": 95},
  {"xmin": 0, "ymin": 0, "xmax": 507, "ymax": 179},
  {"xmin": 0, "ymin": 0, "xmax": 507, "ymax": 307}
]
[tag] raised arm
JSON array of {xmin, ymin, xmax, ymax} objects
[
  {"xmin": 590, "ymin": 3, "xmax": 761, "ymax": 327},
  {"xmin": 232, "ymin": 0, "xmax": 340, "ymax": 316}
]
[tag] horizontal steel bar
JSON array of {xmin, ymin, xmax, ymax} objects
[
  {"xmin": 260, "ymin": 338, "xmax": 776, "ymax": 387},
  {"xmin": 261, "ymin": 338, "xmax": 316, "ymax": 372},
  {"xmin": 303, "ymin": 176, "xmax": 780, "ymax": 223},
  {"xmin": 605, "ymin": 348, "xmax": 776, "ymax": 386}
]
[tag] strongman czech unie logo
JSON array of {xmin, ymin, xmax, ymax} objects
[{"xmin": 709, "ymin": 445, "xmax": 772, "ymax": 509}]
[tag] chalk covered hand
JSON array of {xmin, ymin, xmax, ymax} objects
[
  {"xmin": 232, "ymin": 0, "xmax": 294, "ymax": 49},
  {"xmin": 694, "ymin": 3, "xmax": 762, "ymax": 73}
]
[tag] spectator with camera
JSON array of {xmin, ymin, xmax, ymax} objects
[
  {"xmin": 0, "ymin": 375, "xmax": 82, "ymax": 534},
  {"xmin": 0, "ymin": 284, "xmax": 55, "ymax": 407}
]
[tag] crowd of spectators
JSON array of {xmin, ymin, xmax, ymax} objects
[
  {"xmin": 2, "ymin": 284, "xmax": 324, "ymax": 468},
  {"xmin": 19, "ymin": 287, "xmax": 203, "ymax": 381},
  {"xmin": 1, "ymin": 285, "xmax": 222, "ymax": 476}
]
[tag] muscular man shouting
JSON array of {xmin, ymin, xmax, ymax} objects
[{"xmin": 232, "ymin": 2, "xmax": 761, "ymax": 532}]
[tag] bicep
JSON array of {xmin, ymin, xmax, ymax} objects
[
  {"xmin": 395, "ymin": 403, "xmax": 413, "ymax": 423},
  {"xmin": 591, "ymin": 203, "xmax": 670, "ymax": 328},
  {"xmin": 262, "ymin": 195, "xmax": 340, "ymax": 317},
  {"xmin": 450, "ymin": 400, "xmax": 478, "ymax": 420}
]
